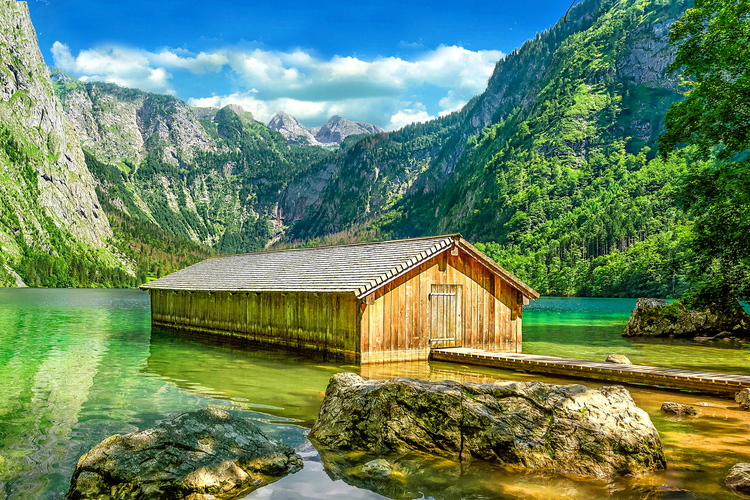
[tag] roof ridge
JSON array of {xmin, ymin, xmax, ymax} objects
[{"xmin": 212, "ymin": 233, "xmax": 461, "ymax": 259}]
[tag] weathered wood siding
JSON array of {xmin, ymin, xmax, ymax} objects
[
  {"xmin": 360, "ymin": 247, "xmax": 522, "ymax": 363},
  {"xmin": 151, "ymin": 290, "xmax": 361, "ymax": 359}
]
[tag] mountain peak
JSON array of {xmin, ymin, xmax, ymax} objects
[
  {"xmin": 268, "ymin": 111, "xmax": 319, "ymax": 146},
  {"xmin": 222, "ymin": 104, "xmax": 254, "ymax": 123},
  {"xmin": 315, "ymin": 116, "xmax": 385, "ymax": 145}
]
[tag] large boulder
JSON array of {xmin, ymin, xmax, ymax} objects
[
  {"xmin": 622, "ymin": 298, "xmax": 750, "ymax": 339},
  {"xmin": 66, "ymin": 407, "xmax": 302, "ymax": 500},
  {"xmin": 310, "ymin": 373, "xmax": 666, "ymax": 477}
]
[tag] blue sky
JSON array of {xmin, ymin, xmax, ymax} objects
[{"xmin": 28, "ymin": 0, "xmax": 574, "ymax": 129}]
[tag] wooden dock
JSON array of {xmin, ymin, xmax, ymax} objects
[{"xmin": 431, "ymin": 348, "xmax": 750, "ymax": 395}]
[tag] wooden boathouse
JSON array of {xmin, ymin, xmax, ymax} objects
[{"xmin": 141, "ymin": 234, "xmax": 539, "ymax": 363}]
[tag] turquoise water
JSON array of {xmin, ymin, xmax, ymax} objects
[
  {"xmin": 524, "ymin": 297, "xmax": 750, "ymax": 374},
  {"xmin": 1, "ymin": 289, "xmax": 749, "ymax": 499}
]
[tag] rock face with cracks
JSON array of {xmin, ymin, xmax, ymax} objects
[
  {"xmin": 66, "ymin": 407, "xmax": 302, "ymax": 500},
  {"xmin": 310, "ymin": 373, "xmax": 666, "ymax": 478}
]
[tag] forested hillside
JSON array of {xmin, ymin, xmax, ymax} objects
[
  {"xmin": 52, "ymin": 74, "xmax": 333, "ymax": 259},
  {"xmin": 280, "ymin": 0, "xmax": 693, "ymax": 297}
]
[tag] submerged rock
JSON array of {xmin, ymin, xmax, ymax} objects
[
  {"xmin": 726, "ymin": 463, "xmax": 750, "ymax": 497},
  {"xmin": 66, "ymin": 407, "xmax": 302, "ymax": 500},
  {"xmin": 622, "ymin": 298, "xmax": 750, "ymax": 339},
  {"xmin": 736, "ymin": 389, "xmax": 750, "ymax": 410},
  {"xmin": 660, "ymin": 402, "xmax": 697, "ymax": 416},
  {"xmin": 310, "ymin": 373, "xmax": 666, "ymax": 477},
  {"xmin": 360, "ymin": 458, "xmax": 394, "ymax": 478},
  {"xmin": 606, "ymin": 354, "xmax": 633, "ymax": 364}
]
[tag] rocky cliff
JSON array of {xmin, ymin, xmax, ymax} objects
[
  {"xmin": 51, "ymin": 68, "xmax": 216, "ymax": 167},
  {"xmin": 268, "ymin": 111, "xmax": 319, "ymax": 146},
  {"xmin": 0, "ymin": 1, "xmax": 130, "ymax": 286},
  {"xmin": 52, "ymin": 77, "xmax": 332, "ymax": 257}
]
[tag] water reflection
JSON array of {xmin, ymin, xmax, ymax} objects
[
  {"xmin": 145, "ymin": 328, "xmax": 358, "ymax": 426},
  {"xmin": 3, "ymin": 290, "xmax": 750, "ymax": 499}
]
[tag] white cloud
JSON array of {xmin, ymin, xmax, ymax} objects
[
  {"xmin": 150, "ymin": 50, "xmax": 228, "ymax": 74},
  {"xmin": 438, "ymin": 90, "xmax": 469, "ymax": 117},
  {"xmin": 51, "ymin": 42, "xmax": 504, "ymax": 128},
  {"xmin": 52, "ymin": 42, "xmax": 175, "ymax": 94},
  {"xmin": 387, "ymin": 104, "xmax": 435, "ymax": 131}
]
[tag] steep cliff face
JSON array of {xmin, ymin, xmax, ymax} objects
[
  {"xmin": 0, "ymin": 1, "xmax": 129, "ymax": 286},
  {"xmin": 52, "ymin": 69, "xmax": 216, "ymax": 167}
]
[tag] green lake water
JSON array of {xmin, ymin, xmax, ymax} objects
[{"xmin": 1, "ymin": 289, "xmax": 750, "ymax": 499}]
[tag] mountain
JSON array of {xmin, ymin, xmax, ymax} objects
[
  {"xmin": 51, "ymin": 73, "xmax": 333, "ymax": 257},
  {"xmin": 268, "ymin": 112, "xmax": 385, "ymax": 146},
  {"xmin": 0, "ymin": 1, "xmax": 135, "ymax": 287},
  {"xmin": 279, "ymin": 0, "xmax": 692, "ymax": 297},
  {"xmin": 311, "ymin": 116, "xmax": 385, "ymax": 145},
  {"xmin": 267, "ymin": 111, "xmax": 319, "ymax": 146}
]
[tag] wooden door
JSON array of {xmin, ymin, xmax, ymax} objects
[{"xmin": 429, "ymin": 284, "xmax": 463, "ymax": 348}]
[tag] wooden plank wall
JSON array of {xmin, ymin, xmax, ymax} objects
[
  {"xmin": 360, "ymin": 247, "xmax": 522, "ymax": 363},
  {"xmin": 150, "ymin": 290, "xmax": 361, "ymax": 359}
]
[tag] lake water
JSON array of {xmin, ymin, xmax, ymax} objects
[{"xmin": 1, "ymin": 289, "xmax": 749, "ymax": 499}]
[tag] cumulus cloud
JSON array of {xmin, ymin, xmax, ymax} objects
[
  {"xmin": 438, "ymin": 90, "xmax": 470, "ymax": 117},
  {"xmin": 150, "ymin": 50, "xmax": 228, "ymax": 74},
  {"xmin": 52, "ymin": 42, "xmax": 175, "ymax": 94},
  {"xmin": 387, "ymin": 104, "xmax": 435, "ymax": 131},
  {"xmin": 52, "ymin": 42, "xmax": 503, "ymax": 128}
]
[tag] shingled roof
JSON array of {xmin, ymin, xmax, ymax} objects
[{"xmin": 141, "ymin": 234, "xmax": 539, "ymax": 299}]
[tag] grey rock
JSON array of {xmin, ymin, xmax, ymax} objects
[
  {"xmin": 268, "ymin": 112, "xmax": 385, "ymax": 146},
  {"xmin": 313, "ymin": 115, "xmax": 385, "ymax": 145},
  {"xmin": 660, "ymin": 402, "xmax": 697, "ymax": 416},
  {"xmin": 622, "ymin": 298, "xmax": 750, "ymax": 339},
  {"xmin": 736, "ymin": 388, "xmax": 750, "ymax": 410},
  {"xmin": 726, "ymin": 463, "xmax": 750, "ymax": 497},
  {"xmin": 606, "ymin": 354, "xmax": 632, "ymax": 364},
  {"xmin": 360, "ymin": 459, "xmax": 393, "ymax": 478},
  {"xmin": 223, "ymin": 104, "xmax": 254, "ymax": 123},
  {"xmin": 268, "ymin": 111, "xmax": 319, "ymax": 146},
  {"xmin": 310, "ymin": 373, "xmax": 666, "ymax": 477},
  {"xmin": 66, "ymin": 407, "xmax": 302, "ymax": 500}
]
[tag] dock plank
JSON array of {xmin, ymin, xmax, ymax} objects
[{"xmin": 430, "ymin": 348, "xmax": 750, "ymax": 395}]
